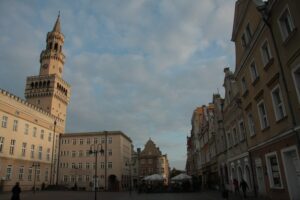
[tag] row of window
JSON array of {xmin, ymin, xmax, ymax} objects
[
  {"xmin": 226, "ymin": 120, "xmax": 246, "ymax": 149},
  {"xmin": 5, "ymin": 165, "xmax": 48, "ymax": 182},
  {"xmin": 61, "ymin": 137, "xmax": 113, "ymax": 145},
  {"xmin": 1, "ymin": 115, "xmax": 52, "ymax": 142},
  {"xmin": 62, "ymin": 174, "xmax": 105, "ymax": 183},
  {"xmin": 60, "ymin": 149, "xmax": 113, "ymax": 157},
  {"xmin": 60, "ymin": 162, "xmax": 113, "ymax": 169},
  {"xmin": 0, "ymin": 137, "xmax": 51, "ymax": 160}
]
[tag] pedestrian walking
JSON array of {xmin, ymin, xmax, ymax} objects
[
  {"xmin": 240, "ymin": 179, "xmax": 249, "ymax": 198},
  {"xmin": 233, "ymin": 178, "xmax": 239, "ymax": 194},
  {"xmin": 11, "ymin": 182, "xmax": 21, "ymax": 200}
]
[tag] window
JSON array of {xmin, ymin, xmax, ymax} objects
[
  {"xmin": 232, "ymin": 127, "xmax": 239, "ymax": 145},
  {"xmin": 86, "ymin": 150, "xmax": 90, "ymax": 157},
  {"xmin": 40, "ymin": 130, "xmax": 44, "ymax": 139},
  {"xmin": 246, "ymin": 24, "xmax": 252, "ymax": 40},
  {"xmin": 2, "ymin": 116, "xmax": 8, "ymax": 128},
  {"xmin": 86, "ymin": 163, "xmax": 90, "ymax": 169},
  {"xmin": 28, "ymin": 167, "xmax": 32, "ymax": 181},
  {"xmin": 250, "ymin": 61, "xmax": 259, "ymax": 82},
  {"xmin": 86, "ymin": 138, "xmax": 91, "ymax": 145},
  {"xmin": 101, "ymin": 137, "xmax": 105, "ymax": 144},
  {"xmin": 48, "ymin": 133, "xmax": 52, "ymax": 142},
  {"xmin": 63, "ymin": 175, "xmax": 68, "ymax": 182},
  {"xmin": 266, "ymin": 152, "xmax": 283, "ymax": 188},
  {"xmin": 241, "ymin": 24, "xmax": 252, "ymax": 48},
  {"xmin": 226, "ymin": 132, "xmax": 232, "ymax": 148},
  {"xmin": 24, "ymin": 124, "xmax": 29, "ymax": 135},
  {"xmin": 38, "ymin": 146, "xmax": 42, "ymax": 160},
  {"xmin": 72, "ymin": 151, "xmax": 76, "ymax": 157},
  {"xmin": 248, "ymin": 113, "xmax": 255, "ymax": 136},
  {"xmin": 6, "ymin": 165, "xmax": 13, "ymax": 180},
  {"xmin": 79, "ymin": 150, "xmax": 83, "ymax": 157},
  {"xmin": 94, "ymin": 138, "xmax": 98, "ymax": 144},
  {"xmin": 9, "ymin": 139, "xmax": 15, "ymax": 155},
  {"xmin": 86, "ymin": 175, "xmax": 90, "ymax": 182},
  {"xmin": 261, "ymin": 40, "xmax": 272, "ymax": 66},
  {"xmin": 108, "ymin": 162, "xmax": 112, "ymax": 169},
  {"xmin": 80, "ymin": 139, "xmax": 84, "ymax": 145},
  {"xmin": 278, "ymin": 7, "xmax": 295, "ymax": 41},
  {"xmin": 78, "ymin": 163, "xmax": 82, "ymax": 169},
  {"xmin": 271, "ymin": 86, "xmax": 286, "ymax": 121},
  {"xmin": 45, "ymin": 168, "xmax": 49, "ymax": 181},
  {"xmin": 72, "ymin": 139, "xmax": 76, "ymax": 145},
  {"xmin": 71, "ymin": 175, "xmax": 76, "ymax": 182},
  {"xmin": 100, "ymin": 162, "xmax": 105, "ymax": 169},
  {"xmin": 46, "ymin": 148, "xmax": 50, "ymax": 161},
  {"xmin": 36, "ymin": 168, "xmax": 40, "ymax": 181},
  {"xmin": 33, "ymin": 127, "xmax": 37, "ymax": 137},
  {"xmin": 0, "ymin": 137, "xmax": 4, "ymax": 152},
  {"xmin": 238, "ymin": 120, "xmax": 246, "ymax": 141},
  {"xmin": 21, "ymin": 142, "xmax": 27, "ymax": 157},
  {"xmin": 108, "ymin": 149, "xmax": 112, "ymax": 156},
  {"xmin": 19, "ymin": 166, "xmax": 24, "ymax": 180},
  {"xmin": 292, "ymin": 66, "xmax": 300, "ymax": 102},
  {"xmin": 13, "ymin": 120, "xmax": 18, "ymax": 132},
  {"xmin": 31, "ymin": 145, "xmax": 35, "ymax": 158},
  {"xmin": 108, "ymin": 137, "xmax": 112, "ymax": 144},
  {"xmin": 71, "ymin": 163, "xmax": 76, "ymax": 169},
  {"xmin": 257, "ymin": 100, "xmax": 269, "ymax": 129},
  {"xmin": 241, "ymin": 77, "xmax": 248, "ymax": 94}
]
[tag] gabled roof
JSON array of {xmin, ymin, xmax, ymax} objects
[{"xmin": 231, "ymin": 0, "xmax": 251, "ymax": 41}]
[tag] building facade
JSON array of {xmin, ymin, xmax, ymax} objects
[
  {"xmin": 138, "ymin": 139, "xmax": 170, "ymax": 185},
  {"xmin": 0, "ymin": 15, "xmax": 70, "ymax": 191},
  {"xmin": 58, "ymin": 131, "xmax": 132, "ymax": 191}
]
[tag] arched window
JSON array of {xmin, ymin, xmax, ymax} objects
[
  {"xmin": 39, "ymin": 81, "xmax": 42, "ymax": 88},
  {"xmin": 54, "ymin": 43, "xmax": 58, "ymax": 51},
  {"xmin": 31, "ymin": 82, "xmax": 34, "ymax": 88},
  {"xmin": 35, "ymin": 82, "xmax": 38, "ymax": 88},
  {"xmin": 43, "ymin": 81, "xmax": 46, "ymax": 87},
  {"xmin": 47, "ymin": 80, "xmax": 50, "ymax": 87}
]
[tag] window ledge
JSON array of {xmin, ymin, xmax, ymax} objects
[
  {"xmin": 251, "ymin": 76, "xmax": 260, "ymax": 86},
  {"xmin": 275, "ymin": 115, "xmax": 288, "ymax": 124},
  {"xmin": 282, "ymin": 28, "xmax": 297, "ymax": 46},
  {"xmin": 264, "ymin": 58, "xmax": 274, "ymax": 71},
  {"xmin": 261, "ymin": 126, "xmax": 270, "ymax": 132}
]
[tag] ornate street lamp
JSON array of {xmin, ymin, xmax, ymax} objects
[{"xmin": 89, "ymin": 143, "xmax": 104, "ymax": 200}]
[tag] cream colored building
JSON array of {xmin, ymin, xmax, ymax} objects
[
  {"xmin": 58, "ymin": 131, "xmax": 132, "ymax": 191},
  {"xmin": 0, "ymin": 14, "xmax": 70, "ymax": 191}
]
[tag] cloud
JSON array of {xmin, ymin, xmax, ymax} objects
[{"xmin": 0, "ymin": 0, "xmax": 236, "ymax": 170}]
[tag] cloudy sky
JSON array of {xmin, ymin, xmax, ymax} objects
[{"xmin": 0, "ymin": 0, "xmax": 235, "ymax": 169}]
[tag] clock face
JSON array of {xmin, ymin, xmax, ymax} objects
[{"xmin": 42, "ymin": 64, "xmax": 49, "ymax": 69}]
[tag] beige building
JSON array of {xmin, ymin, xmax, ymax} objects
[
  {"xmin": 0, "ymin": 14, "xmax": 70, "ymax": 191},
  {"xmin": 58, "ymin": 131, "xmax": 132, "ymax": 191},
  {"xmin": 231, "ymin": 0, "xmax": 300, "ymax": 199}
]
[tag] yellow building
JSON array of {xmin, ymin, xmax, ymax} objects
[
  {"xmin": 58, "ymin": 131, "xmax": 132, "ymax": 191},
  {"xmin": 0, "ymin": 14, "xmax": 70, "ymax": 191}
]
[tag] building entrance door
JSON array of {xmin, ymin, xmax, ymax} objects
[
  {"xmin": 282, "ymin": 147, "xmax": 300, "ymax": 200},
  {"xmin": 255, "ymin": 158, "xmax": 265, "ymax": 195}
]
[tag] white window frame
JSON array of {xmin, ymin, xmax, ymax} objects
[
  {"xmin": 265, "ymin": 152, "xmax": 283, "ymax": 189},
  {"xmin": 271, "ymin": 85, "xmax": 286, "ymax": 121},
  {"xmin": 278, "ymin": 5, "xmax": 296, "ymax": 41},
  {"xmin": 18, "ymin": 166, "xmax": 24, "ymax": 180},
  {"xmin": 21, "ymin": 142, "xmax": 27, "ymax": 157},
  {"xmin": 250, "ymin": 60, "xmax": 259, "ymax": 82},
  {"xmin": 28, "ymin": 167, "xmax": 32, "ymax": 181},
  {"xmin": 260, "ymin": 40, "xmax": 273, "ymax": 66},
  {"xmin": 257, "ymin": 100, "xmax": 269, "ymax": 130},
  {"xmin": 6, "ymin": 165, "xmax": 13, "ymax": 180},
  {"xmin": 46, "ymin": 148, "xmax": 50, "ymax": 161},
  {"xmin": 0, "ymin": 137, "xmax": 4, "ymax": 152},
  {"xmin": 24, "ymin": 124, "xmax": 29, "ymax": 135},
  {"xmin": 292, "ymin": 64, "xmax": 300, "ymax": 103},
  {"xmin": 238, "ymin": 120, "xmax": 246, "ymax": 141},
  {"xmin": 48, "ymin": 132, "xmax": 52, "ymax": 142},
  {"xmin": 2, "ymin": 116, "xmax": 8, "ymax": 128},
  {"xmin": 248, "ymin": 113, "xmax": 256, "ymax": 137},
  {"xmin": 33, "ymin": 127, "xmax": 37, "ymax": 137},
  {"xmin": 12, "ymin": 120, "xmax": 18, "ymax": 132},
  {"xmin": 9, "ymin": 139, "xmax": 15, "ymax": 155}
]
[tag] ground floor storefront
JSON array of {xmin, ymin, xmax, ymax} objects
[{"xmin": 250, "ymin": 132, "xmax": 300, "ymax": 200}]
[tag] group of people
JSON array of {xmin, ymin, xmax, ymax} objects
[{"xmin": 222, "ymin": 178, "xmax": 249, "ymax": 199}]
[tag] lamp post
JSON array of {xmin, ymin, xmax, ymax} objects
[
  {"xmin": 32, "ymin": 162, "xmax": 40, "ymax": 193},
  {"xmin": 89, "ymin": 143, "xmax": 104, "ymax": 200},
  {"xmin": 125, "ymin": 160, "xmax": 132, "ymax": 195}
]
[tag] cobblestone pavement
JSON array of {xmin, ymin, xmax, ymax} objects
[{"xmin": 0, "ymin": 190, "xmax": 266, "ymax": 200}]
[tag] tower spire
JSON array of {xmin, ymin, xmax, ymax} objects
[{"xmin": 52, "ymin": 12, "xmax": 61, "ymax": 32}]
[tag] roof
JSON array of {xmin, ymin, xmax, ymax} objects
[
  {"xmin": 52, "ymin": 13, "xmax": 61, "ymax": 32},
  {"xmin": 62, "ymin": 131, "xmax": 132, "ymax": 142}
]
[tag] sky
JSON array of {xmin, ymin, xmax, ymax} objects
[{"xmin": 0, "ymin": 0, "xmax": 236, "ymax": 170}]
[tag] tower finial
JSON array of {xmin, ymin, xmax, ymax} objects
[{"xmin": 52, "ymin": 12, "xmax": 61, "ymax": 32}]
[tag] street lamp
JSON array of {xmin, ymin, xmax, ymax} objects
[
  {"xmin": 89, "ymin": 143, "xmax": 104, "ymax": 200},
  {"xmin": 125, "ymin": 160, "xmax": 132, "ymax": 195},
  {"xmin": 32, "ymin": 162, "xmax": 40, "ymax": 193}
]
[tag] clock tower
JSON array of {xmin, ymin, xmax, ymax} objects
[{"xmin": 24, "ymin": 14, "xmax": 71, "ymax": 126}]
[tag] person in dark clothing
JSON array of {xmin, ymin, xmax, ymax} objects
[
  {"xmin": 240, "ymin": 179, "xmax": 249, "ymax": 198},
  {"xmin": 233, "ymin": 178, "xmax": 239, "ymax": 194},
  {"xmin": 11, "ymin": 182, "xmax": 21, "ymax": 200}
]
